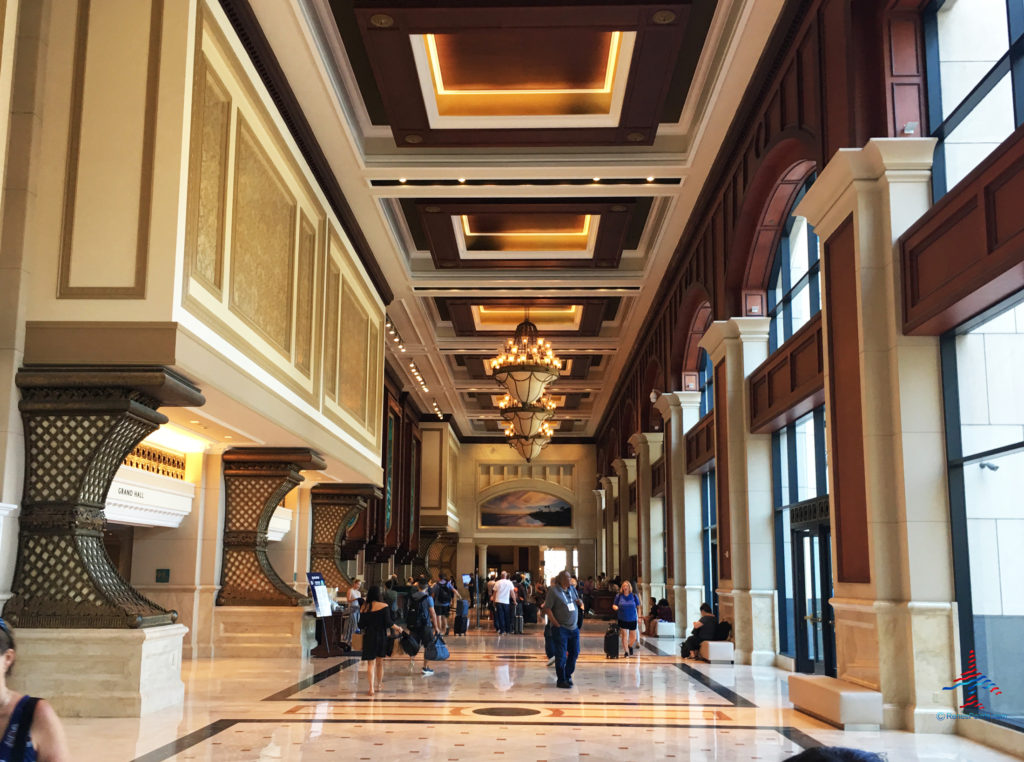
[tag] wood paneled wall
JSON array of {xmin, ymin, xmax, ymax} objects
[{"xmin": 748, "ymin": 313, "xmax": 825, "ymax": 434}]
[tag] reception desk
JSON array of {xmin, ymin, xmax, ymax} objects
[{"xmin": 590, "ymin": 590, "xmax": 616, "ymax": 620}]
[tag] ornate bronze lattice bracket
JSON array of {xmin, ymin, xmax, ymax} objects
[
  {"xmin": 413, "ymin": 530, "xmax": 458, "ymax": 581},
  {"xmin": 216, "ymin": 447, "xmax": 326, "ymax": 607},
  {"xmin": 4, "ymin": 366, "xmax": 205, "ymax": 629},
  {"xmin": 309, "ymin": 483, "xmax": 381, "ymax": 592}
]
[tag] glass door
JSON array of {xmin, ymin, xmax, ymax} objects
[{"xmin": 791, "ymin": 518, "xmax": 836, "ymax": 676}]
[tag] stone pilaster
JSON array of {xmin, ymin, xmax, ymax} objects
[
  {"xmin": 216, "ymin": 447, "xmax": 326, "ymax": 606},
  {"xmin": 657, "ymin": 390, "xmax": 704, "ymax": 636},
  {"xmin": 610, "ymin": 457, "xmax": 636, "ymax": 582},
  {"xmin": 599, "ymin": 475, "xmax": 618, "ymax": 576},
  {"xmin": 3, "ymin": 367, "xmax": 204, "ymax": 628},
  {"xmin": 700, "ymin": 318, "xmax": 774, "ymax": 665},
  {"xmin": 629, "ymin": 431, "xmax": 664, "ymax": 608},
  {"xmin": 797, "ymin": 138, "xmax": 957, "ymax": 732},
  {"xmin": 309, "ymin": 483, "xmax": 377, "ymax": 594}
]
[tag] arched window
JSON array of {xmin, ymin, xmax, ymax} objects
[
  {"xmin": 925, "ymin": 0, "xmax": 1022, "ymax": 197},
  {"xmin": 698, "ymin": 348, "xmax": 713, "ymax": 418},
  {"xmin": 768, "ymin": 176, "xmax": 820, "ymax": 352}
]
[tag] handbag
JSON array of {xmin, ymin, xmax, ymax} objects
[
  {"xmin": 399, "ymin": 630, "xmax": 420, "ymax": 657},
  {"xmin": 425, "ymin": 633, "xmax": 450, "ymax": 661}
]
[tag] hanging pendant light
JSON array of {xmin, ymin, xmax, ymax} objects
[
  {"xmin": 489, "ymin": 315, "xmax": 562, "ymax": 405},
  {"xmin": 499, "ymin": 394, "xmax": 557, "ymax": 437},
  {"xmin": 504, "ymin": 420, "xmax": 553, "ymax": 463}
]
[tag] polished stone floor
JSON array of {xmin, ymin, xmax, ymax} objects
[{"xmin": 62, "ymin": 625, "xmax": 1022, "ymax": 761}]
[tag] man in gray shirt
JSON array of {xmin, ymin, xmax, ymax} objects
[{"xmin": 541, "ymin": 570, "xmax": 580, "ymax": 689}]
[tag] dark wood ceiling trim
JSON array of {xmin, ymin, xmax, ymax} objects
[
  {"xmin": 437, "ymin": 296, "xmax": 618, "ymax": 337},
  {"xmin": 218, "ymin": 0, "xmax": 393, "ymax": 304},
  {"xmin": 350, "ymin": 2, "xmax": 692, "ymax": 148}
]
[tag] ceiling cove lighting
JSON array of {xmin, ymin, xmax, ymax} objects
[{"xmin": 385, "ymin": 316, "xmax": 406, "ymax": 352}]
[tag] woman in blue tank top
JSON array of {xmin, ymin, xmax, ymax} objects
[
  {"xmin": 0, "ymin": 619, "xmax": 70, "ymax": 762},
  {"xmin": 612, "ymin": 581, "xmax": 642, "ymax": 657}
]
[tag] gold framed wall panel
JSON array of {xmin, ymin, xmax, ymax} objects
[
  {"xmin": 184, "ymin": 56, "xmax": 231, "ymax": 297},
  {"xmin": 57, "ymin": 0, "xmax": 162, "ymax": 299},
  {"xmin": 178, "ymin": 2, "xmax": 382, "ymax": 455},
  {"xmin": 227, "ymin": 115, "xmax": 296, "ymax": 357}
]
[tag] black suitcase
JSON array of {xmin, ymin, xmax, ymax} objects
[
  {"xmin": 457, "ymin": 599, "xmax": 469, "ymax": 617},
  {"xmin": 514, "ymin": 613, "xmax": 524, "ymax": 634},
  {"xmin": 604, "ymin": 624, "xmax": 619, "ymax": 659},
  {"xmin": 454, "ymin": 614, "xmax": 468, "ymax": 635}
]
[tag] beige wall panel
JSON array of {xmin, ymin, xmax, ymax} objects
[
  {"xmin": 294, "ymin": 215, "xmax": 316, "ymax": 375},
  {"xmin": 186, "ymin": 61, "xmax": 230, "ymax": 294},
  {"xmin": 420, "ymin": 428, "xmax": 443, "ymax": 510},
  {"xmin": 339, "ymin": 282, "xmax": 368, "ymax": 424},
  {"xmin": 228, "ymin": 118, "xmax": 295, "ymax": 355},
  {"xmin": 323, "ymin": 260, "xmax": 339, "ymax": 399},
  {"xmin": 62, "ymin": 0, "xmax": 160, "ymax": 295}
]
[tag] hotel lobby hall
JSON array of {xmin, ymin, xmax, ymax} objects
[
  {"xmin": 2, "ymin": 0, "xmax": 1024, "ymax": 760},
  {"xmin": 60, "ymin": 629, "xmax": 1022, "ymax": 761}
]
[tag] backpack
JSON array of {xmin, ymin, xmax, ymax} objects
[
  {"xmin": 405, "ymin": 593, "xmax": 431, "ymax": 631},
  {"xmin": 434, "ymin": 583, "xmax": 453, "ymax": 605}
]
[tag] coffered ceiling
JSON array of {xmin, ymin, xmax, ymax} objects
[{"xmin": 246, "ymin": 0, "xmax": 787, "ymax": 440}]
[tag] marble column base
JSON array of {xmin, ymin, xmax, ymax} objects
[
  {"xmin": 722, "ymin": 588, "xmax": 776, "ymax": 665},
  {"xmin": 213, "ymin": 605, "xmax": 316, "ymax": 659},
  {"xmin": 832, "ymin": 598, "xmax": 958, "ymax": 732},
  {"xmin": 136, "ymin": 585, "xmax": 219, "ymax": 660},
  {"xmin": 9, "ymin": 624, "xmax": 187, "ymax": 717}
]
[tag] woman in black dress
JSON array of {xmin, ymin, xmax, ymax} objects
[{"xmin": 360, "ymin": 586, "xmax": 401, "ymax": 696}]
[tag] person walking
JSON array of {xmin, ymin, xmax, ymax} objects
[
  {"xmin": 0, "ymin": 618, "xmax": 71, "ymax": 761},
  {"xmin": 431, "ymin": 575, "xmax": 455, "ymax": 636},
  {"xmin": 541, "ymin": 571, "xmax": 581, "ymax": 689},
  {"xmin": 407, "ymin": 578, "xmax": 441, "ymax": 676},
  {"xmin": 492, "ymin": 571, "xmax": 516, "ymax": 635},
  {"xmin": 347, "ymin": 578, "xmax": 363, "ymax": 633},
  {"xmin": 612, "ymin": 580, "xmax": 641, "ymax": 656},
  {"xmin": 359, "ymin": 586, "xmax": 402, "ymax": 696}
]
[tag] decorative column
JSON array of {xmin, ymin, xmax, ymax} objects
[
  {"xmin": 4, "ymin": 367, "xmax": 204, "ymax": 628},
  {"xmin": 309, "ymin": 483, "xmax": 378, "ymax": 594},
  {"xmin": 796, "ymin": 138, "xmax": 956, "ymax": 732},
  {"xmin": 700, "ymin": 318, "xmax": 773, "ymax": 665},
  {"xmin": 592, "ymin": 487, "xmax": 607, "ymax": 575},
  {"xmin": 656, "ymin": 391, "xmax": 703, "ymax": 635},
  {"xmin": 611, "ymin": 457, "xmax": 636, "ymax": 582},
  {"xmin": 216, "ymin": 447, "xmax": 326, "ymax": 606},
  {"xmin": 599, "ymin": 475, "xmax": 617, "ymax": 576},
  {"xmin": 629, "ymin": 432, "xmax": 664, "ymax": 607}
]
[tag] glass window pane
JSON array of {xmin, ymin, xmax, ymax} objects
[
  {"xmin": 943, "ymin": 72, "xmax": 1015, "ymax": 191},
  {"xmin": 788, "ymin": 216, "xmax": 811, "ymax": 286},
  {"xmin": 961, "ymin": 446, "xmax": 1024, "ymax": 725},
  {"xmin": 936, "ymin": 0, "xmax": 1009, "ymax": 120}
]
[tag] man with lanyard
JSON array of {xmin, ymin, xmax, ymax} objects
[{"xmin": 541, "ymin": 570, "xmax": 580, "ymax": 689}]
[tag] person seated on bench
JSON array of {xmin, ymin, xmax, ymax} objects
[
  {"xmin": 644, "ymin": 598, "xmax": 674, "ymax": 634},
  {"xmin": 681, "ymin": 603, "xmax": 716, "ymax": 658}
]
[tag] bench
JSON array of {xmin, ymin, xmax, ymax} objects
[
  {"xmin": 787, "ymin": 674, "xmax": 882, "ymax": 730},
  {"xmin": 699, "ymin": 640, "xmax": 734, "ymax": 663}
]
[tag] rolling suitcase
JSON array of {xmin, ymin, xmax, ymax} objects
[
  {"xmin": 453, "ymin": 614, "xmax": 468, "ymax": 635},
  {"xmin": 604, "ymin": 624, "xmax": 619, "ymax": 659},
  {"xmin": 457, "ymin": 599, "xmax": 470, "ymax": 618}
]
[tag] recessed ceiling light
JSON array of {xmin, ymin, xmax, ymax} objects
[
  {"xmin": 189, "ymin": 419, "xmax": 200, "ymax": 424},
  {"xmin": 592, "ymin": 177, "xmax": 600, "ymax": 182},
  {"xmin": 224, "ymin": 435, "xmax": 232, "ymax": 439},
  {"xmin": 457, "ymin": 177, "xmax": 466, "ymax": 183},
  {"xmin": 646, "ymin": 176, "xmax": 655, "ymax": 182},
  {"xmin": 398, "ymin": 178, "xmax": 406, "ymax": 183}
]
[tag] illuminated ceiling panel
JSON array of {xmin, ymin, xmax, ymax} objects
[
  {"xmin": 411, "ymin": 30, "xmax": 635, "ymax": 128},
  {"xmin": 456, "ymin": 212, "xmax": 597, "ymax": 256},
  {"xmin": 471, "ymin": 305, "xmax": 583, "ymax": 332}
]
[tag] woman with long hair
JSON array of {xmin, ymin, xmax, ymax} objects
[
  {"xmin": 0, "ymin": 618, "xmax": 71, "ymax": 761},
  {"xmin": 359, "ymin": 586, "xmax": 402, "ymax": 696},
  {"xmin": 611, "ymin": 580, "xmax": 641, "ymax": 656}
]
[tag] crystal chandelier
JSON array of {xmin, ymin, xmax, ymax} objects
[
  {"xmin": 489, "ymin": 317, "xmax": 562, "ymax": 404},
  {"xmin": 505, "ymin": 420, "xmax": 554, "ymax": 463},
  {"xmin": 498, "ymin": 394, "xmax": 557, "ymax": 438}
]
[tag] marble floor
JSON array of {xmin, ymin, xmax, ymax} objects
[{"xmin": 62, "ymin": 625, "xmax": 1022, "ymax": 761}]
